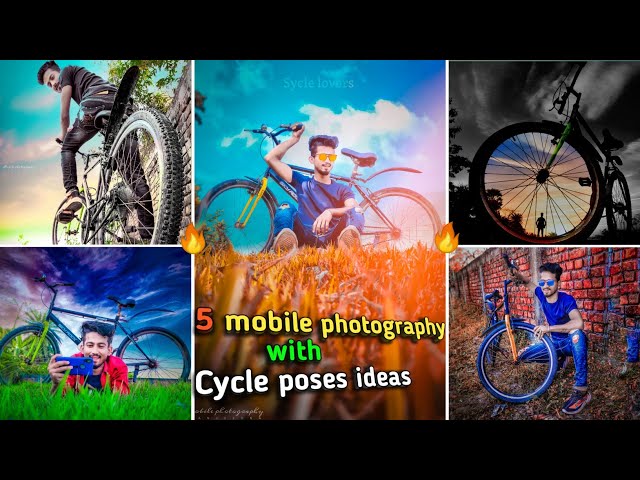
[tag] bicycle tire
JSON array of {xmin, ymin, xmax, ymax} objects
[
  {"xmin": 115, "ymin": 327, "xmax": 190, "ymax": 382},
  {"xmin": 52, "ymin": 197, "xmax": 88, "ymax": 246},
  {"xmin": 470, "ymin": 121, "xmax": 605, "ymax": 243},
  {"xmin": 605, "ymin": 170, "xmax": 633, "ymax": 239},
  {"xmin": 477, "ymin": 321, "xmax": 558, "ymax": 403},
  {"xmin": 359, "ymin": 187, "xmax": 441, "ymax": 250},
  {"xmin": 0, "ymin": 325, "xmax": 60, "ymax": 385},
  {"xmin": 99, "ymin": 107, "xmax": 183, "ymax": 245},
  {"xmin": 196, "ymin": 178, "xmax": 279, "ymax": 253}
]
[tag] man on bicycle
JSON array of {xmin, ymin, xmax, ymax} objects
[
  {"xmin": 265, "ymin": 124, "xmax": 364, "ymax": 252},
  {"xmin": 47, "ymin": 321, "xmax": 130, "ymax": 395},
  {"xmin": 511, "ymin": 262, "xmax": 591, "ymax": 415},
  {"xmin": 37, "ymin": 60, "xmax": 154, "ymax": 240}
]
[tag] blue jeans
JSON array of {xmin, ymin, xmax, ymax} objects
[
  {"xmin": 273, "ymin": 203, "xmax": 364, "ymax": 247},
  {"xmin": 626, "ymin": 328, "xmax": 640, "ymax": 363},
  {"xmin": 520, "ymin": 330, "xmax": 588, "ymax": 388}
]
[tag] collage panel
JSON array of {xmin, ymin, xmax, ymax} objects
[
  {"xmin": 449, "ymin": 61, "xmax": 640, "ymax": 245},
  {"xmin": 0, "ymin": 60, "xmax": 192, "ymax": 246},
  {"xmin": 0, "ymin": 247, "xmax": 192, "ymax": 420},
  {"xmin": 193, "ymin": 60, "xmax": 447, "ymax": 420},
  {"xmin": 450, "ymin": 246, "xmax": 640, "ymax": 420}
]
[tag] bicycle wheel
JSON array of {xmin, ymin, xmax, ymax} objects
[
  {"xmin": 477, "ymin": 321, "xmax": 558, "ymax": 403},
  {"xmin": 470, "ymin": 121, "xmax": 605, "ymax": 243},
  {"xmin": 115, "ymin": 327, "xmax": 190, "ymax": 382},
  {"xmin": 52, "ymin": 198, "xmax": 87, "ymax": 245},
  {"xmin": 0, "ymin": 325, "xmax": 60, "ymax": 384},
  {"xmin": 196, "ymin": 179, "xmax": 278, "ymax": 253},
  {"xmin": 99, "ymin": 107, "xmax": 183, "ymax": 245},
  {"xmin": 606, "ymin": 170, "xmax": 632, "ymax": 239},
  {"xmin": 359, "ymin": 187, "xmax": 441, "ymax": 250}
]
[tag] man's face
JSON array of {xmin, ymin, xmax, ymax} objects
[
  {"xmin": 80, "ymin": 332, "xmax": 113, "ymax": 369},
  {"xmin": 310, "ymin": 145, "xmax": 336, "ymax": 175},
  {"xmin": 539, "ymin": 271, "xmax": 559, "ymax": 297},
  {"xmin": 43, "ymin": 68, "xmax": 61, "ymax": 93}
]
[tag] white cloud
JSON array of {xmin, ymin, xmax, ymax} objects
[
  {"xmin": 221, "ymin": 130, "xmax": 259, "ymax": 148},
  {"xmin": 10, "ymin": 91, "xmax": 57, "ymax": 112},
  {"xmin": 0, "ymin": 131, "xmax": 59, "ymax": 164}
]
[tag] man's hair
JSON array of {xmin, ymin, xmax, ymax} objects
[
  {"xmin": 309, "ymin": 135, "xmax": 339, "ymax": 157},
  {"xmin": 37, "ymin": 60, "xmax": 60, "ymax": 85},
  {"xmin": 539, "ymin": 262, "xmax": 563, "ymax": 281},
  {"xmin": 81, "ymin": 321, "xmax": 115, "ymax": 345}
]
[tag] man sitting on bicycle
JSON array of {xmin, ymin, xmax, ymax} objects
[
  {"xmin": 265, "ymin": 124, "xmax": 364, "ymax": 252},
  {"xmin": 511, "ymin": 262, "xmax": 591, "ymax": 415},
  {"xmin": 47, "ymin": 321, "xmax": 130, "ymax": 395},
  {"xmin": 37, "ymin": 60, "xmax": 154, "ymax": 239}
]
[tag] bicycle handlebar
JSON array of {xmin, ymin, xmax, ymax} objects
[
  {"xmin": 553, "ymin": 62, "xmax": 587, "ymax": 115},
  {"xmin": 244, "ymin": 123, "xmax": 303, "ymax": 136},
  {"xmin": 502, "ymin": 253, "xmax": 518, "ymax": 271}
]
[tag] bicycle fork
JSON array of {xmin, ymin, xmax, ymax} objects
[
  {"xmin": 544, "ymin": 122, "xmax": 573, "ymax": 170},
  {"xmin": 504, "ymin": 314, "xmax": 518, "ymax": 363},
  {"xmin": 235, "ymin": 177, "xmax": 268, "ymax": 228},
  {"xmin": 26, "ymin": 321, "xmax": 52, "ymax": 364}
]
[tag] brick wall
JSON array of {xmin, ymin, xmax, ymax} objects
[
  {"xmin": 452, "ymin": 247, "xmax": 640, "ymax": 353},
  {"xmin": 166, "ymin": 62, "xmax": 192, "ymax": 236}
]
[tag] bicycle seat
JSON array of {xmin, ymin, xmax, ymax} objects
[
  {"xmin": 107, "ymin": 295, "xmax": 136, "ymax": 308},
  {"xmin": 602, "ymin": 129, "xmax": 624, "ymax": 151},
  {"xmin": 94, "ymin": 110, "xmax": 111, "ymax": 129},
  {"xmin": 341, "ymin": 148, "xmax": 377, "ymax": 167}
]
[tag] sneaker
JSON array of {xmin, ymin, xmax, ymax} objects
[
  {"xmin": 619, "ymin": 361, "xmax": 637, "ymax": 378},
  {"xmin": 57, "ymin": 189, "xmax": 85, "ymax": 224},
  {"xmin": 561, "ymin": 389, "xmax": 592, "ymax": 415},
  {"xmin": 272, "ymin": 228, "xmax": 298, "ymax": 253},
  {"xmin": 337, "ymin": 225, "xmax": 361, "ymax": 251}
]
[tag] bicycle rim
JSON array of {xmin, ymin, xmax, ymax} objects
[
  {"xmin": 52, "ymin": 203, "xmax": 86, "ymax": 246},
  {"xmin": 360, "ymin": 188, "xmax": 441, "ymax": 250},
  {"xmin": 101, "ymin": 108, "xmax": 182, "ymax": 245},
  {"xmin": 197, "ymin": 180, "xmax": 276, "ymax": 253},
  {"xmin": 0, "ymin": 327, "xmax": 59, "ymax": 384},
  {"xmin": 117, "ymin": 329, "xmax": 189, "ymax": 382},
  {"xmin": 471, "ymin": 122, "xmax": 604, "ymax": 243},
  {"xmin": 477, "ymin": 324, "xmax": 557, "ymax": 403},
  {"xmin": 606, "ymin": 170, "xmax": 633, "ymax": 237}
]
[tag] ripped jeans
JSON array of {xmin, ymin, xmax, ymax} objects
[
  {"xmin": 273, "ymin": 202, "xmax": 364, "ymax": 247},
  {"xmin": 520, "ymin": 329, "xmax": 588, "ymax": 388}
]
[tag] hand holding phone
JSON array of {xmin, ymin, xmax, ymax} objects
[{"xmin": 55, "ymin": 356, "xmax": 94, "ymax": 375}]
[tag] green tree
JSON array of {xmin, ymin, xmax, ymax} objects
[
  {"xmin": 105, "ymin": 60, "xmax": 187, "ymax": 113},
  {"xmin": 449, "ymin": 98, "xmax": 471, "ymax": 178}
]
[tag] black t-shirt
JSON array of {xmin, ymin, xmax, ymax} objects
[
  {"xmin": 59, "ymin": 66, "xmax": 116, "ymax": 104},
  {"xmin": 86, "ymin": 374, "xmax": 103, "ymax": 391}
]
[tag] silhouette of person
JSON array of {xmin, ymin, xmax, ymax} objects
[{"xmin": 536, "ymin": 213, "xmax": 546, "ymax": 237}]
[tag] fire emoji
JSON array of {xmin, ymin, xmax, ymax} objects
[
  {"xmin": 181, "ymin": 223, "xmax": 206, "ymax": 254},
  {"xmin": 435, "ymin": 222, "xmax": 459, "ymax": 253}
]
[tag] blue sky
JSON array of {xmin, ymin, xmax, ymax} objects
[
  {"xmin": 0, "ymin": 247, "xmax": 191, "ymax": 357},
  {"xmin": 195, "ymin": 60, "xmax": 446, "ymax": 217}
]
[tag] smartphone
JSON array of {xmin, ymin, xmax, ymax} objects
[{"xmin": 58, "ymin": 356, "xmax": 94, "ymax": 375}]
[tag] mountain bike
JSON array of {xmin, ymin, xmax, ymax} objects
[
  {"xmin": 476, "ymin": 254, "xmax": 558, "ymax": 403},
  {"xmin": 196, "ymin": 123, "xmax": 442, "ymax": 252},
  {"xmin": 0, "ymin": 273, "xmax": 190, "ymax": 384},
  {"xmin": 52, "ymin": 66, "xmax": 184, "ymax": 245},
  {"xmin": 469, "ymin": 62, "xmax": 633, "ymax": 244}
]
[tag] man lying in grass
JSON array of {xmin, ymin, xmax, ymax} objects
[{"xmin": 47, "ymin": 321, "xmax": 130, "ymax": 395}]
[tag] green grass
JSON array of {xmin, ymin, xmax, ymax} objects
[{"xmin": 0, "ymin": 381, "xmax": 191, "ymax": 420}]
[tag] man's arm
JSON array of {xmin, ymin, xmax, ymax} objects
[
  {"xmin": 312, "ymin": 198, "xmax": 358, "ymax": 235},
  {"xmin": 263, "ymin": 125, "xmax": 305, "ymax": 183},
  {"xmin": 58, "ymin": 85, "xmax": 72, "ymax": 142},
  {"xmin": 534, "ymin": 308, "xmax": 584, "ymax": 337},
  {"xmin": 511, "ymin": 269, "xmax": 538, "ymax": 293}
]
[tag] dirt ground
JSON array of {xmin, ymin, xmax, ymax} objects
[{"xmin": 449, "ymin": 298, "xmax": 640, "ymax": 420}]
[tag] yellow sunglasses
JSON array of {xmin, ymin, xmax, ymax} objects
[{"xmin": 315, "ymin": 153, "xmax": 338, "ymax": 162}]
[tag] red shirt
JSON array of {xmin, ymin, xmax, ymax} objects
[{"xmin": 65, "ymin": 353, "xmax": 130, "ymax": 395}]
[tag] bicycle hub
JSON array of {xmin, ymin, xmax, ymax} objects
[{"xmin": 536, "ymin": 168, "xmax": 550, "ymax": 184}]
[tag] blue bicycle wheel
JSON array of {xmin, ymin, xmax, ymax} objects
[{"xmin": 477, "ymin": 321, "xmax": 558, "ymax": 403}]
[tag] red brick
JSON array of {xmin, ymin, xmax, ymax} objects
[
  {"xmin": 564, "ymin": 260, "xmax": 574, "ymax": 270},
  {"xmin": 623, "ymin": 248, "xmax": 638, "ymax": 259},
  {"xmin": 572, "ymin": 270, "xmax": 588, "ymax": 280},
  {"xmin": 622, "ymin": 260, "xmax": 636, "ymax": 271},
  {"xmin": 594, "ymin": 323, "xmax": 605, "ymax": 333},
  {"xmin": 594, "ymin": 300, "xmax": 605, "ymax": 311},
  {"xmin": 583, "ymin": 321, "xmax": 592, "ymax": 331},
  {"xmin": 592, "ymin": 253, "xmax": 606, "ymax": 265},
  {"xmin": 588, "ymin": 288, "xmax": 607, "ymax": 299},
  {"xmin": 590, "ymin": 312, "xmax": 604, "ymax": 322},
  {"xmin": 609, "ymin": 286, "xmax": 621, "ymax": 297},
  {"xmin": 614, "ymin": 251, "xmax": 623, "ymax": 261},
  {"xmin": 574, "ymin": 259, "xmax": 584, "ymax": 269},
  {"xmin": 584, "ymin": 300, "xmax": 594, "ymax": 309},
  {"xmin": 612, "ymin": 273, "xmax": 624, "ymax": 286},
  {"xmin": 622, "ymin": 283, "xmax": 639, "ymax": 294},
  {"xmin": 629, "ymin": 293, "xmax": 640, "ymax": 304},
  {"xmin": 582, "ymin": 279, "xmax": 592, "ymax": 289},
  {"xmin": 573, "ymin": 280, "xmax": 582, "ymax": 289},
  {"xmin": 610, "ymin": 264, "xmax": 622, "ymax": 276},
  {"xmin": 592, "ymin": 248, "xmax": 607, "ymax": 254},
  {"xmin": 561, "ymin": 273, "xmax": 572, "ymax": 282},
  {"xmin": 626, "ymin": 306, "xmax": 640, "ymax": 315},
  {"xmin": 574, "ymin": 290, "xmax": 589, "ymax": 299},
  {"xmin": 569, "ymin": 248, "xmax": 587, "ymax": 259},
  {"xmin": 591, "ymin": 277, "xmax": 604, "ymax": 288},
  {"xmin": 624, "ymin": 271, "xmax": 636, "ymax": 282},
  {"xmin": 621, "ymin": 295, "xmax": 629, "ymax": 305},
  {"xmin": 627, "ymin": 318, "xmax": 637, "ymax": 328},
  {"xmin": 591, "ymin": 266, "xmax": 605, "ymax": 277}
]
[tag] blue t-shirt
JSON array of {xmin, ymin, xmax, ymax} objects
[
  {"xmin": 290, "ymin": 171, "xmax": 355, "ymax": 232},
  {"xmin": 534, "ymin": 287, "xmax": 578, "ymax": 339}
]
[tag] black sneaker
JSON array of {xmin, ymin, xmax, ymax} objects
[
  {"xmin": 57, "ymin": 189, "xmax": 85, "ymax": 224},
  {"xmin": 561, "ymin": 389, "xmax": 592, "ymax": 415}
]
